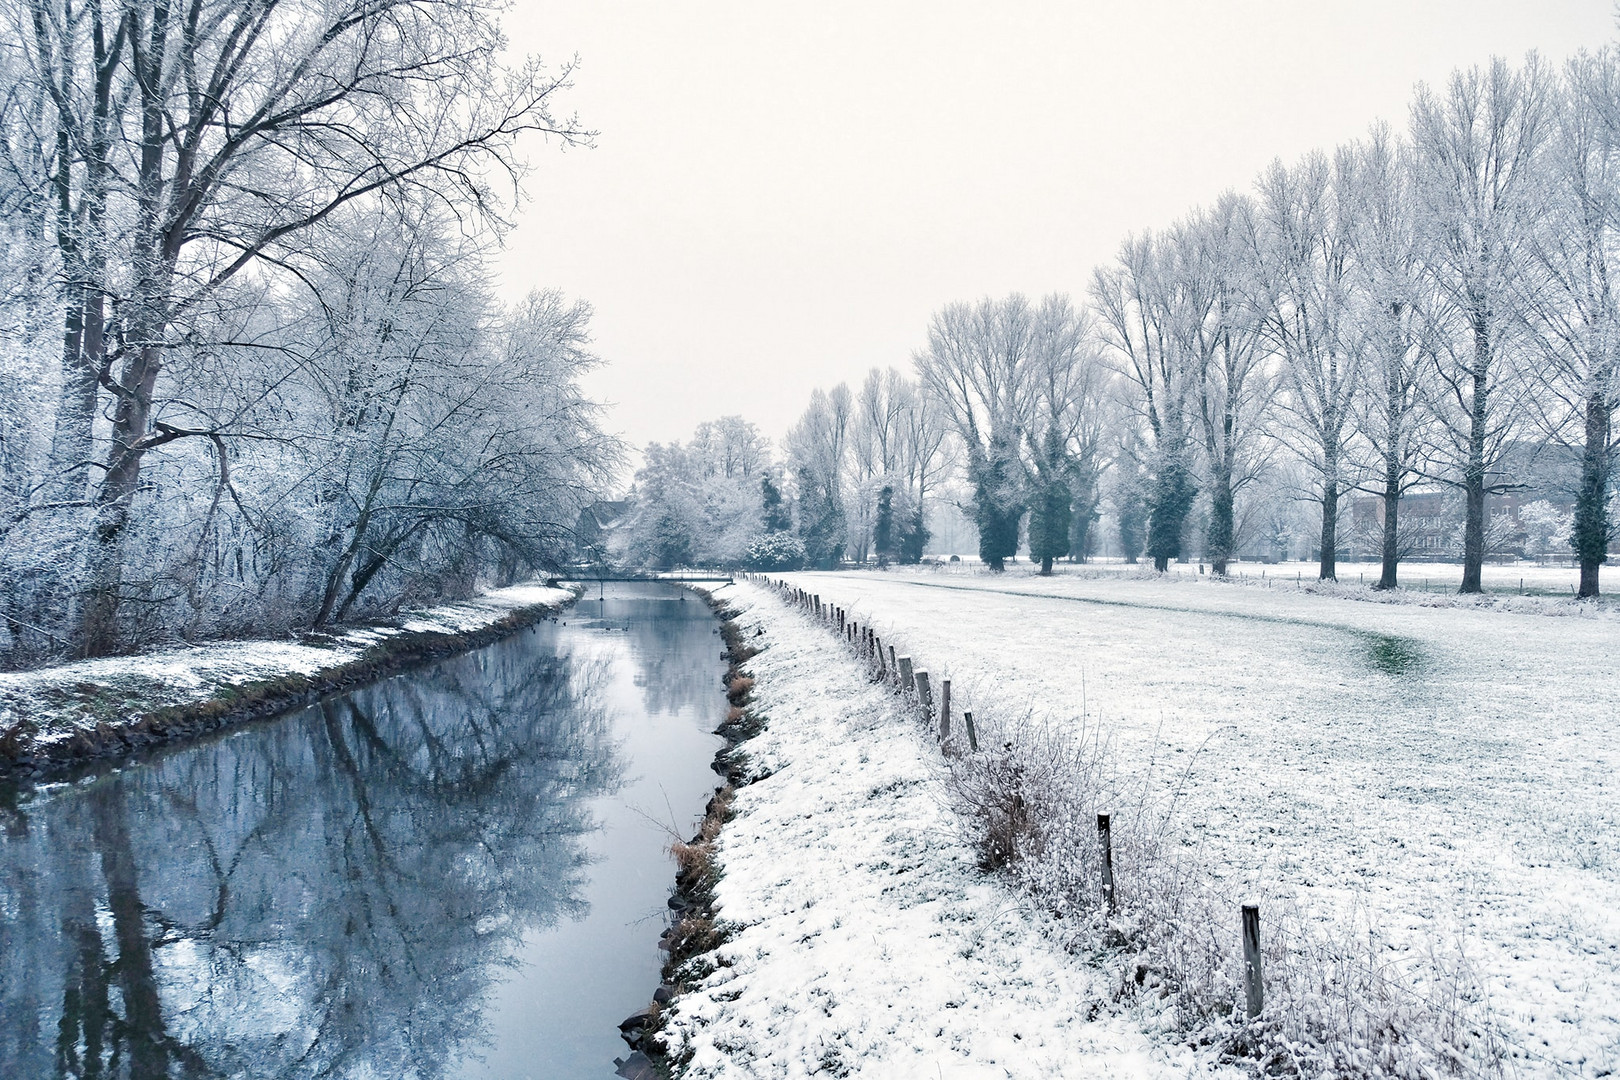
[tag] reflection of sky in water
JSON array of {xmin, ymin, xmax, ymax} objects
[{"xmin": 0, "ymin": 584, "xmax": 725, "ymax": 1080}]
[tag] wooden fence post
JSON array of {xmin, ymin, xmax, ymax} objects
[
  {"xmin": 875, "ymin": 637, "xmax": 886, "ymax": 677},
  {"xmin": 939, "ymin": 679, "xmax": 951, "ymax": 742},
  {"xmin": 888, "ymin": 645, "xmax": 898, "ymax": 684},
  {"xmin": 915, "ymin": 670, "xmax": 933, "ymax": 715},
  {"xmin": 898, "ymin": 655, "xmax": 914, "ymax": 692},
  {"xmin": 1097, "ymin": 814, "xmax": 1116, "ymax": 913},
  {"xmin": 1242, "ymin": 904, "xmax": 1263, "ymax": 1019},
  {"xmin": 962, "ymin": 711, "xmax": 979, "ymax": 752}
]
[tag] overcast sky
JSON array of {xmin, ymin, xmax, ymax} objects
[{"xmin": 499, "ymin": 1, "xmax": 1614, "ymax": 455}]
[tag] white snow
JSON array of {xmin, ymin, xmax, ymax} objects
[
  {"xmin": 661, "ymin": 580, "xmax": 1236, "ymax": 1079},
  {"xmin": 772, "ymin": 565, "xmax": 1620, "ymax": 1075}
]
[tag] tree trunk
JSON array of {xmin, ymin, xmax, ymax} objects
[
  {"xmin": 1378, "ymin": 449, "xmax": 1400, "ymax": 590},
  {"xmin": 1039, "ymin": 555, "xmax": 1053, "ymax": 575},
  {"xmin": 1318, "ymin": 468, "xmax": 1339, "ymax": 582},
  {"xmin": 1208, "ymin": 467, "xmax": 1234, "ymax": 576},
  {"xmin": 1460, "ymin": 320, "xmax": 1490, "ymax": 594},
  {"xmin": 1574, "ymin": 390, "xmax": 1611, "ymax": 599}
]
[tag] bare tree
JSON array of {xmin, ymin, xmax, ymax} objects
[
  {"xmin": 1092, "ymin": 238, "xmax": 1200, "ymax": 571},
  {"xmin": 1253, "ymin": 150, "xmax": 1364, "ymax": 581},
  {"xmin": 1522, "ymin": 50, "xmax": 1620, "ymax": 598},
  {"xmin": 6, "ymin": 0, "xmax": 592, "ymax": 654},
  {"xmin": 914, "ymin": 295, "xmax": 1045, "ymax": 570},
  {"xmin": 1345, "ymin": 125, "xmax": 1439, "ymax": 590},
  {"xmin": 1172, "ymin": 195, "xmax": 1273, "ymax": 576},
  {"xmin": 1409, "ymin": 55, "xmax": 1553, "ymax": 593}
]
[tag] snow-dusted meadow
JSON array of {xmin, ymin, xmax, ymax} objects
[
  {"xmin": 664, "ymin": 580, "xmax": 1234, "ymax": 1079},
  {"xmin": 774, "ymin": 566, "xmax": 1620, "ymax": 1074}
]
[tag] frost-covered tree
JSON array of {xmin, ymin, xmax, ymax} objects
[
  {"xmin": 0, "ymin": 0, "xmax": 595, "ymax": 657},
  {"xmin": 1254, "ymin": 151, "xmax": 1366, "ymax": 581},
  {"xmin": 618, "ymin": 417, "xmax": 769, "ymax": 569},
  {"xmin": 1093, "ymin": 238, "xmax": 1201, "ymax": 571},
  {"xmin": 1522, "ymin": 50, "xmax": 1620, "ymax": 597},
  {"xmin": 1410, "ymin": 55, "xmax": 1553, "ymax": 594},
  {"xmin": 1345, "ymin": 125, "xmax": 1438, "ymax": 590},
  {"xmin": 787, "ymin": 386, "xmax": 851, "ymax": 568}
]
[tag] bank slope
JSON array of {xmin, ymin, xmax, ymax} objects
[
  {"xmin": 660, "ymin": 580, "xmax": 1221, "ymax": 1079},
  {"xmin": 1, "ymin": 582, "xmax": 580, "ymax": 778}
]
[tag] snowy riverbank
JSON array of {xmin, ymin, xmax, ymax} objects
[
  {"xmin": 0, "ymin": 582, "xmax": 580, "ymax": 778},
  {"xmin": 658, "ymin": 579, "xmax": 1229, "ymax": 1079},
  {"xmin": 768, "ymin": 566, "xmax": 1620, "ymax": 1076}
]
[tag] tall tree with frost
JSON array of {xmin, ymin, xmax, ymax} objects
[
  {"xmin": 915, "ymin": 296, "xmax": 1046, "ymax": 571},
  {"xmin": 1093, "ymin": 236, "xmax": 1200, "ymax": 571},
  {"xmin": 1523, "ymin": 50, "xmax": 1620, "ymax": 598},
  {"xmin": 1410, "ymin": 55, "xmax": 1552, "ymax": 594},
  {"xmin": 1254, "ymin": 150, "xmax": 1364, "ymax": 581},
  {"xmin": 1173, "ymin": 195, "xmax": 1272, "ymax": 576},
  {"xmin": 7, "ymin": 0, "xmax": 590, "ymax": 654},
  {"xmin": 1346, "ymin": 125, "xmax": 1436, "ymax": 590},
  {"xmin": 788, "ymin": 386, "xmax": 851, "ymax": 569}
]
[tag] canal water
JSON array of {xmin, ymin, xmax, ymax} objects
[{"xmin": 0, "ymin": 583, "xmax": 727, "ymax": 1079}]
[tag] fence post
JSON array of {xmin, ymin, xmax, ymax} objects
[
  {"xmin": 939, "ymin": 679, "xmax": 951, "ymax": 742},
  {"xmin": 888, "ymin": 645, "xmax": 898, "ymax": 684},
  {"xmin": 875, "ymin": 637, "xmax": 886, "ymax": 677},
  {"xmin": 962, "ymin": 711, "xmax": 979, "ymax": 752},
  {"xmin": 915, "ymin": 670, "xmax": 933, "ymax": 716},
  {"xmin": 1242, "ymin": 904, "xmax": 1264, "ymax": 1019},
  {"xmin": 898, "ymin": 655, "xmax": 914, "ymax": 692},
  {"xmin": 1097, "ymin": 814, "xmax": 1116, "ymax": 913}
]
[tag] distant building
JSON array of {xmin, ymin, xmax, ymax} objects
[{"xmin": 573, "ymin": 500, "xmax": 629, "ymax": 562}]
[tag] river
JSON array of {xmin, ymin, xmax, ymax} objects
[{"xmin": 0, "ymin": 583, "xmax": 726, "ymax": 1079}]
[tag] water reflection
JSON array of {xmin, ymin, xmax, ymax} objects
[{"xmin": 0, "ymin": 587, "xmax": 724, "ymax": 1079}]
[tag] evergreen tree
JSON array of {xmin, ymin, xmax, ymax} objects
[
  {"xmin": 797, "ymin": 466, "xmax": 846, "ymax": 569},
  {"xmin": 761, "ymin": 474, "xmax": 793, "ymax": 533},
  {"xmin": 1027, "ymin": 427, "xmax": 1073, "ymax": 575},
  {"xmin": 899, "ymin": 505, "xmax": 930, "ymax": 564},
  {"xmin": 973, "ymin": 434, "xmax": 1024, "ymax": 571},
  {"xmin": 873, "ymin": 485, "xmax": 896, "ymax": 567},
  {"xmin": 1146, "ymin": 451, "xmax": 1198, "ymax": 572}
]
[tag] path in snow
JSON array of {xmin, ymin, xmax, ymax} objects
[
  {"xmin": 780, "ymin": 568, "xmax": 1620, "ymax": 1076},
  {"xmin": 661, "ymin": 581, "xmax": 1231, "ymax": 1079}
]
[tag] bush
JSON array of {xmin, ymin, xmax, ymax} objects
[
  {"xmin": 743, "ymin": 531, "xmax": 806, "ymax": 571},
  {"xmin": 941, "ymin": 698, "xmax": 1505, "ymax": 1079}
]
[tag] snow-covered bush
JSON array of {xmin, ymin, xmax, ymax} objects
[
  {"xmin": 743, "ymin": 532, "xmax": 806, "ymax": 571},
  {"xmin": 938, "ymin": 696, "xmax": 1505, "ymax": 1078}
]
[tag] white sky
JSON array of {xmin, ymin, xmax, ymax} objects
[{"xmin": 499, "ymin": 1, "xmax": 1614, "ymax": 453}]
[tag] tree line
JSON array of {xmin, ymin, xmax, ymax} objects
[
  {"xmin": 622, "ymin": 50, "xmax": 1619, "ymax": 598},
  {"xmin": 0, "ymin": 0, "xmax": 620, "ymax": 665}
]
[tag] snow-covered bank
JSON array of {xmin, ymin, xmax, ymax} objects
[
  {"xmin": 776, "ymin": 567, "xmax": 1620, "ymax": 1076},
  {"xmin": 658, "ymin": 580, "xmax": 1225, "ymax": 1079},
  {"xmin": 0, "ymin": 582, "xmax": 580, "ymax": 778}
]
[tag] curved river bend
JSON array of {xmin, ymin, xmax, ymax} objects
[{"xmin": 0, "ymin": 583, "xmax": 725, "ymax": 1079}]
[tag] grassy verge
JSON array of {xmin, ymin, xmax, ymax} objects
[{"xmin": 0, "ymin": 585, "xmax": 583, "ymax": 782}]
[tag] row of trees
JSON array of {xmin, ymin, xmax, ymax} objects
[
  {"xmin": 1085, "ymin": 52, "xmax": 1618, "ymax": 596},
  {"xmin": 619, "ymin": 51, "xmax": 1617, "ymax": 598},
  {"xmin": 616, "ymin": 369, "xmax": 950, "ymax": 571},
  {"xmin": 909, "ymin": 52, "xmax": 1616, "ymax": 597},
  {"xmin": 0, "ymin": 0, "xmax": 618, "ymax": 664}
]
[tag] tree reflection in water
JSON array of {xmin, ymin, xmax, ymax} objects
[{"xmin": 0, "ymin": 630, "xmax": 622, "ymax": 1079}]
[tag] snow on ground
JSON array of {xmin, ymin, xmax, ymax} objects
[
  {"xmin": 775, "ymin": 565, "xmax": 1620, "ymax": 1076},
  {"xmin": 0, "ymin": 583, "xmax": 575, "ymax": 745},
  {"xmin": 662, "ymin": 580, "xmax": 1236, "ymax": 1079}
]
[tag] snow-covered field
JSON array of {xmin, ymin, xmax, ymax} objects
[
  {"xmin": 772, "ymin": 566, "xmax": 1620, "ymax": 1075},
  {"xmin": 0, "ymin": 583, "xmax": 576, "ymax": 754},
  {"xmin": 662, "ymin": 580, "xmax": 1235, "ymax": 1079}
]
